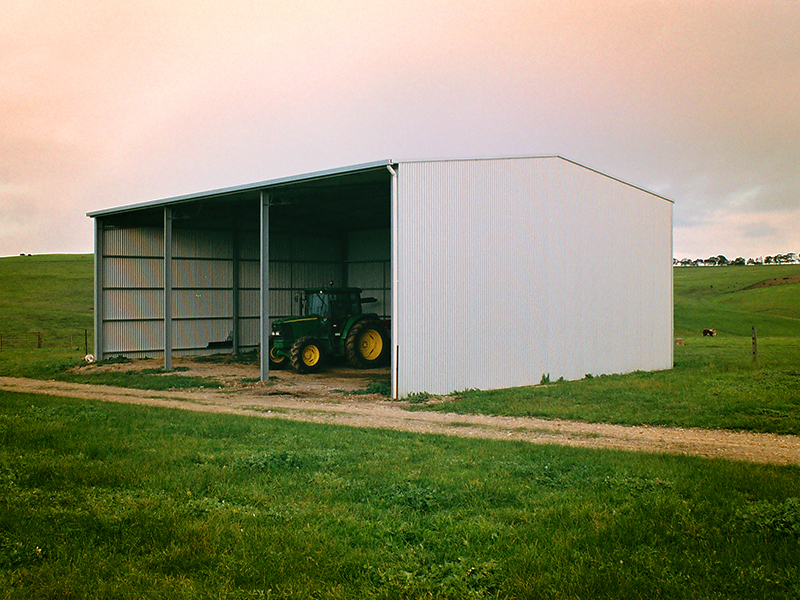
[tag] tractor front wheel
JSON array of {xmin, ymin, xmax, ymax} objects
[
  {"xmin": 268, "ymin": 339, "xmax": 287, "ymax": 370},
  {"xmin": 345, "ymin": 320, "xmax": 389, "ymax": 368},
  {"xmin": 290, "ymin": 336, "xmax": 325, "ymax": 373}
]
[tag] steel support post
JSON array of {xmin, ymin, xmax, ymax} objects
[
  {"xmin": 164, "ymin": 207, "xmax": 173, "ymax": 370},
  {"xmin": 260, "ymin": 192, "xmax": 270, "ymax": 382}
]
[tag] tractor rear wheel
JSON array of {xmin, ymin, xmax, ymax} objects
[
  {"xmin": 290, "ymin": 336, "xmax": 325, "ymax": 373},
  {"xmin": 345, "ymin": 320, "xmax": 389, "ymax": 368},
  {"xmin": 268, "ymin": 339, "xmax": 287, "ymax": 370}
]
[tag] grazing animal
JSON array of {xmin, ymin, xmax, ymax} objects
[{"xmin": 702, "ymin": 329, "xmax": 717, "ymax": 337}]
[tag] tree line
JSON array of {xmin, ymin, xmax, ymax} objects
[{"xmin": 674, "ymin": 253, "xmax": 798, "ymax": 267}]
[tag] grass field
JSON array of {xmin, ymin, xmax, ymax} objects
[
  {"xmin": 1, "ymin": 255, "xmax": 799, "ymax": 598},
  {"xmin": 0, "ymin": 254, "xmax": 94, "ymax": 350},
  {"xmin": 1, "ymin": 391, "xmax": 798, "ymax": 599}
]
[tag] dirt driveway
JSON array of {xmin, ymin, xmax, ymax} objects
[{"xmin": 1, "ymin": 357, "xmax": 799, "ymax": 467}]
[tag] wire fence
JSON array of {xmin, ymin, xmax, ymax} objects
[
  {"xmin": 0, "ymin": 331, "xmax": 93, "ymax": 353},
  {"xmin": 0, "ymin": 332, "xmax": 42, "ymax": 350}
]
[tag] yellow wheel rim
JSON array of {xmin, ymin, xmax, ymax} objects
[
  {"xmin": 358, "ymin": 329, "xmax": 383, "ymax": 361},
  {"xmin": 270, "ymin": 346, "xmax": 285, "ymax": 363},
  {"xmin": 302, "ymin": 344, "xmax": 320, "ymax": 366}
]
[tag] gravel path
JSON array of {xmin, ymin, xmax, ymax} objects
[{"xmin": 2, "ymin": 374, "xmax": 799, "ymax": 466}]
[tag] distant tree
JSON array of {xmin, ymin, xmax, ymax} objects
[
  {"xmin": 733, "ymin": 257, "xmax": 746, "ymax": 266},
  {"xmin": 765, "ymin": 255, "xmax": 774, "ymax": 264},
  {"xmin": 716, "ymin": 255, "xmax": 729, "ymax": 266},
  {"xmin": 704, "ymin": 256, "xmax": 718, "ymax": 266}
]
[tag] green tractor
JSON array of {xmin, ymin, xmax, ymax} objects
[{"xmin": 268, "ymin": 287, "xmax": 390, "ymax": 373}]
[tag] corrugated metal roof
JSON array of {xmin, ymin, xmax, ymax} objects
[{"xmin": 86, "ymin": 159, "xmax": 394, "ymax": 217}]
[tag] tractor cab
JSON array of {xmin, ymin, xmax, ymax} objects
[{"xmin": 303, "ymin": 288, "xmax": 367, "ymax": 323}]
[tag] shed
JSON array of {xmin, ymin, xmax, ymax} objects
[{"xmin": 87, "ymin": 156, "xmax": 673, "ymax": 398}]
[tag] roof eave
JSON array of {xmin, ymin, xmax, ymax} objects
[{"xmin": 86, "ymin": 159, "xmax": 394, "ymax": 218}]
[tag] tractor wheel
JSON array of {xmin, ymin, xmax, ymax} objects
[
  {"xmin": 290, "ymin": 336, "xmax": 325, "ymax": 373},
  {"xmin": 345, "ymin": 320, "xmax": 389, "ymax": 369},
  {"xmin": 268, "ymin": 339, "xmax": 287, "ymax": 370}
]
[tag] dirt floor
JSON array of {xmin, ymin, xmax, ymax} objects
[{"xmin": 2, "ymin": 357, "xmax": 799, "ymax": 467}]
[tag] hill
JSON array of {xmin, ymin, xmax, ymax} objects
[
  {"xmin": 0, "ymin": 254, "xmax": 94, "ymax": 348},
  {"xmin": 673, "ymin": 264, "xmax": 800, "ymax": 338}
]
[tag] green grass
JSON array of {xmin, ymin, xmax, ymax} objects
[
  {"xmin": 1, "ymin": 392, "xmax": 798, "ymax": 599},
  {"xmin": 0, "ymin": 254, "xmax": 94, "ymax": 349},
  {"xmin": 673, "ymin": 264, "xmax": 800, "ymax": 338},
  {"xmin": 0, "ymin": 350, "xmax": 223, "ymax": 391}
]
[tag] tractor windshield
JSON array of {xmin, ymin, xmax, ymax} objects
[{"xmin": 304, "ymin": 292, "xmax": 330, "ymax": 318}]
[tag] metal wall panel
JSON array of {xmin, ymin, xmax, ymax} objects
[
  {"xmin": 104, "ymin": 289, "xmax": 163, "ymax": 321},
  {"xmin": 172, "ymin": 228, "xmax": 233, "ymax": 259},
  {"xmin": 103, "ymin": 226, "xmax": 162, "ymax": 257},
  {"xmin": 395, "ymin": 157, "xmax": 673, "ymax": 396},
  {"xmin": 103, "ymin": 320, "xmax": 163, "ymax": 355},
  {"xmin": 172, "ymin": 289, "xmax": 232, "ymax": 318},
  {"xmin": 103, "ymin": 257, "xmax": 162, "ymax": 288},
  {"xmin": 172, "ymin": 258, "xmax": 233, "ymax": 289},
  {"xmin": 173, "ymin": 318, "xmax": 234, "ymax": 351},
  {"xmin": 100, "ymin": 226, "xmax": 165, "ymax": 356},
  {"xmin": 238, "ymin": 317, "xmax": 260, "ymax": 348},
  {"xmin": 99, "ymin": 218, "xmax": 351, "ymax": 356},
  {"xmin": 168, "ymin": 228, "xmax": 236, "ymax": 351},
  {"xmin": 347, "ymin": 229, "xmax": 390, "ymax": 317},
  {"xmin": 238, "ymin": 289, "xmax": 260, "ymax": 318},
  {"xmin": 239, "ymin": 260, "xmax": 260, "ymax": 289}
]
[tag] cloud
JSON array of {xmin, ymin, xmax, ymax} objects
[
  {"xmin": 674, "ymin": 206, "xmax": 800, "ymax": 259},
  {"xmin": 1, "ymin": 0, "xmax": 798, "ymax": 258}
]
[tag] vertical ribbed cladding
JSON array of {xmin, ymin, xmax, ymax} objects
[
  {"xmin": 235, "ymin": 229, "xmax": 260, "ymax": 349},
  {"xmin": 396, "ymin": 158, "xmax": 553, "ymax": 396},
  {"xmin": 395, "ymin": 157, "xmax": 673, "ymax": 397},
  {"xmin": 170, "ymin": 228, "xmax": 235, "ymax": 352},
  {"xmin": 347, "ymin": 229, "xmax": 391, "ymax": 318},
  {"xmin": 101, "ymin": 225, "xmax": 165, "ymax": 356}
]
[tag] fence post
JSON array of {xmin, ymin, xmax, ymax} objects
[
  {"xmin": 752, "ymin": 326, "xmax": 757, "ymax": 363},
  {"xmin": 38, "ymin": 332, "xmax": 42, "ymax": 348}
]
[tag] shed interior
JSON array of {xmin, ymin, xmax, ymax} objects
[{"xmin": 95, "ymin": 165, "xmax": 392, "ymax": 358}]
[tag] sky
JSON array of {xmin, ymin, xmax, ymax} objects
[{"xmin": 2, "ymin": 0, "xmax": 798, "ymax": 260}]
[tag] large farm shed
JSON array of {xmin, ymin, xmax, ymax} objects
[{"xmin": 87, "ymin": 156, "xmax": 673, "ymax": 398}]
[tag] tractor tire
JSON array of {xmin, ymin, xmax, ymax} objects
[
  {"xmin": 345, "ymin": 319, "xmax": 389, "ymax": 369},
  {"xmin": 290, "ymin": 336, "xmax": 325, "ymax": 374},
  {"xmin": 268, "ymin": 339, "xmax": 288, "ymax": 370}
]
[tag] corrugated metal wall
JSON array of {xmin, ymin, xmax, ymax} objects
[
  {"xmin": 394, "ymin": 157, "xmax": 673, "ymax": 396},
  {"xmin": 99, "ymin": 221, "xmax": 350, "ymax": 358},
  {"xmin": 101, "ymin": 226, "xmax": 164, "ymax": 357},
  {"xmin": 347, "ymin": 229, "xmax": 390, "ymax": 318}
]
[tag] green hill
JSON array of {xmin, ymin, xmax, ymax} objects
[
  {"xmin": 673, "ymin": 264, "xmax": 800, "ymax": 338},
  {"xmin": 0, "ymin": 254, "xmax": 94, "ymax": 348}
]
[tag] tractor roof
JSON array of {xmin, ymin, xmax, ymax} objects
[{"xmin": 303, "ymin": 287, "xmax": 362, "ymax": 294}]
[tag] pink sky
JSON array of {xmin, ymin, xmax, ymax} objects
[{"xmin": 2, "ymin": 0, "xmax": 798, "ymax": 259}]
